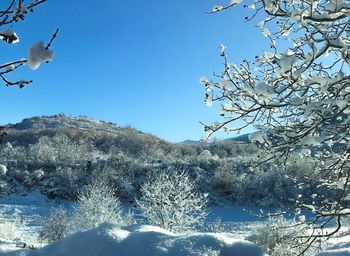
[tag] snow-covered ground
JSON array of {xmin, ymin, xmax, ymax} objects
[
  {"xmin": 0, "ymin": 190, "xmax": 73, "ymax": 217},
  {"xmin": 0, "ymin": 192, "xmax": 349, "ymax": 255},
  {"xmin": 0, "ymin": 191, "xmax": 263, "ymax": 256},
  {"xmin": 1, "ymin": 223, "xmax": 267, "ymax": 256},
  {"xmin": 0, "ymin": 191, "xmax": 72, "ymax": 253}
]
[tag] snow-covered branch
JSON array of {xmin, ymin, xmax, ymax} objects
[
  {"xmin": 202, "ymin": 0, "xmax": 350, "ymax": 252},
  {"xmin": 0, "ymin": 1, "xmax": 58, "ymax": 89}
]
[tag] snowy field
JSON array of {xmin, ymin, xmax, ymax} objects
[
  {"xmin": 0, "ymin": 192, "xmax": 71, "ymax": 253},
  {"xmin": 0, "ymin": 192, "xmax": 349, "ymax": 255}
]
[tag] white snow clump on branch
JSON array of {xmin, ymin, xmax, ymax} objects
[{"xmin": 27, "ymin": 42, "xmax": 53, "ymax": 70}]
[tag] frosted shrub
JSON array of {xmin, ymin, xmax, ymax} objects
[
  {"xmin": 28, "ymin": 134, "xmax": 101, "ymax": 165},
  {"xmin": 212, "ymin": 163, "xmax": 237, "ymax": 200},
  {"xmin": 0, "ymin": 180, "xmax": 7, "ymax": 195},
  {"xmin": 70, "ymin": 179, "xmax": 128, "ymax": 233},
  {"xmin": 206, "ymin": 217, "xmax": 226, "ymax": 233},
  {"xmin": 33, "ymin": 169, "xmax": 45, "ymax": 181},
  {"xmin": 23, "ymin": 169, "xmax": 45, "ymax": 188},
  {"xmin": 28, "ymin": 136, "xmax": 56, "ymax": 163},
  {"xmin": 115, "ymin": 176, "xmax": 135, "ymax": 200},
  {"xmin": 235, "ymin": 166, "xmax": 294, "ymax": 207},
  {"xmin": 0, "ymin": 220, "xmax": 19, "ymax": 241},
  {"xmin": 247, "ymin": 217, "xmax": 317, "ymax": 256},
  {"xmin": 137, "ymin": 170, "xmax": 208, "ymax": 233},
  {"xmin": 52, "ymin": 167, "xmax": 84, "ymax": 198},
  {"xmin": 0, "ymin": 214, "xmax": 25, "ymax": 242},
  {"xmin": 0, "ymin": 164, "xmax": 7, "ymax": 175},
  {"xmin": 40, "ymin": 206, "xmax": 68, "ymax": 242}
]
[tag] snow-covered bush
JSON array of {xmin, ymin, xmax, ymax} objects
[
  {"xmin": 0, "ymin": 165, "xmax": 7, "ymax": 175},
  {"xmin": 10, "ymin": 169, "xmax": 30, "ymax": 184},
  {"xmin": 245, "ymin": 175, "xmax": 288, "ymax": 207},
  {"xmin": 48, "ymin": 167, "xmax": 85, "ymax": 199},
  {"xmin": 70, "ymin": 179, "xmax": 129, "ymax": 233},
  {"xmin": 212, "ymin": 162, "xmax": 237, "ymax": 200},
  {"xmin": 0, "ymin": 143, "xmax": 15, "ymax": 162},
  {"xmin": 52, "ymin": 134, "xmax": 91, "ymax": 164},
  {"xmin": 114, "ymin": 175, "xmax": 136, "ymax": 200},
  {"xmin": 39, "ymin": 206, "xmax": 68, "ymax": 243},
  {"xmin": 206, "ymin": 217, "xmax": 226, "ymax": 233},
  {"xmin": 0, "ymin": 180, "xmax": 7, "ymax": 195},
  {"xmin": 28, "ymin": 135, "xmax": 99, "ymax": 165},
  {"xmin": 0, "ymin": 213, "xmax": 25, "ymax": 242},
  {"xmin": 247, "ymin": 217, "xmax": 317, "ymax": 256},
  {"xmin": 137, "ymin": 170, "xmax": 208, "ymax": 233},
  {"xmin": 6, "ymin": 168, "xmax": 46, "ymax": 190},
  {"xmin": 0, "ymin": 144, "xmax": 27, "ymax": 164},
  {"xmin": 0, "ymin": 166, "xmax": 8, "ymax": 194},
  {"xmin": 97, "ymin": 150, "xmax": 140, "ymax": 201},
  {"xmin": 33, "ymin": 169, "xmax": 45, "ymax": 180},
  {"xmin": 0, "ymin": 220, "xmax": 20, "ymax": 241},
  {"xmin": 22, "ymin": 169, "xmax": 45, "ymax": 188},
  {"xmin": 96, "ymin": 170, "xmax": 137, "ymax": 202},
  {"xmin": 28, "ymin": 136, "xmax": 57, "ymax": 163}
]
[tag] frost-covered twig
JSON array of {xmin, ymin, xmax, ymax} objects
[{"xmin": 201, "ymin": 0, "xmax": 350, "ymax": 253}]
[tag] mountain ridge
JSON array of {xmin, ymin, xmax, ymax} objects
[{"xmin": 3, "ymin": 114, "xmax": 250, "ymax": 145}]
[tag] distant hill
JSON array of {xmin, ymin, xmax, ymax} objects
[
  {"xmin": 2, "ymin": 114, "xmax": 118, "ymax": 146},
  {"xmin": 180, "ymin": 133, "xmax": 250, "ymax": 145},
  {"xmin": 179, "ymin": 140, "xmax": 201, "ymax": 145},
  {"xmin": 12, "ymin": 114, "xmax": 121, "ymax": 134},
  {"xmin": 2, "ymin": 114, "xmax": 175, "ymax": 155},
  {"xmin": 225, "ymin": 133, "xmax": 250, "ymax": 143},
  {"xmin": 1, "ymin": 114, "xmax": 257, "ymax": 161}
]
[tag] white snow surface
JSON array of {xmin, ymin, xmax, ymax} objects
[
  {"xmin": 318, "ymin": 249, "xmax": 350, "ymax": 256},
  {"xmin": 317, "ymin": 236, "xmax": 350, "ymax": 256},
  {"xmin": 1, "ymin": 223, "xmax": 266, "ymax": 256},
  {"xmin": 1, "ymin": 192, "xmax": 350, "ymax": 255}
]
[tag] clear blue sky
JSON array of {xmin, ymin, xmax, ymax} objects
[{"xmin": 0, "ymin": 0, "xmax": 269, "ymax": 142}]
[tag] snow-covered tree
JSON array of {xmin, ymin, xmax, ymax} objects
[
  {"xmin": 70, "ymin": 179, "xmax": 128, "ymax": 233},
  {"xmin": 39, "ymin": 206, "xmax": 68, "ymax": 242},
  {"xmin": 137, "ymin": 170, "xmax": 208, "ymax": 233},
  {"xmin": 202, "ymin": 0, "xmax": 350, "ymax": 252}
]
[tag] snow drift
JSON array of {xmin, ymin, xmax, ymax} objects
[{"xmin": 1, "ymin": 223, "xmax": 266, "ymax": 256}]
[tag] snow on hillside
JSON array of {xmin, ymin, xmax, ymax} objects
[
  {"xmin": 0, "ymin": 223, "xmax": 267, "ymax": 256},
  {"xmin": 11, "ymin": 115, "xmax": 121, "ymax": 135}
]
